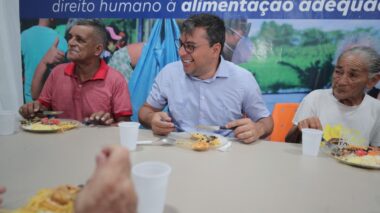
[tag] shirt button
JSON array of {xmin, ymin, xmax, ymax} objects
[
  {"xmin": 201, "ymin": 96, "xmax": 205, "ymax": 100},
  {"xmin": 79, "ymin": 84, "xmax": 82, "ymax": 88}
]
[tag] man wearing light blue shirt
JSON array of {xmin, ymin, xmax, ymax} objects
[{"xmin": 139, "ymin": 14, "xmax": 273, "ymax": 143}]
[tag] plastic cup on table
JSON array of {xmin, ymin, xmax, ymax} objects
[
  {"xmin": 301, "ymin": 128, "xmax": 323, "ymax": 156},
  {"xmin": 118, "ymin": 121, "xmax": 140, "ymax": 151},
  {"xmin": 0, "ymin": 111, "xmax": 17, "ymax": 135},
  {"xmin": 132, "ymin": 161, "xmax": 172, "ymax": 213}
]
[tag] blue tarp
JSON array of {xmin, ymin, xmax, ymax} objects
[{"xmin": 128, "ymin": 19, "xmax": 180, "ymax": 121}]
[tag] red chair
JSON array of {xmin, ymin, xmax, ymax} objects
[{"xmin": 269, "ymin": 103, "xmax": 299, "ymax": 142}]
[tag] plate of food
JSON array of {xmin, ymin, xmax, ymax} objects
[
  {"xmin": 169, "ymin": 132, "xmax": 229, "ymax": 151},
  {"xmin": 323, "ymin": 139, "xmax": 380, "ymax": 169},
  {"xmin": 21, "ymin": 117, "xmax": 80, "ymax": 133},
  {"xmin": 12, "ymin": 185, "xmax": 80, "ymax": 213}
]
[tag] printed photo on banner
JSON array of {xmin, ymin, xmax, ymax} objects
[{"xmin": 19, "ymin": 0, "xmax": 380, "ymax": 111}]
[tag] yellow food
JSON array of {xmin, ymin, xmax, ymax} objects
[
  {"xmin": 28, "ymin": 121, "xmax": 77, "ymax": 132},
  {"xmin": 192, "ymin": 141, "xmax": 210, "ymax": 151},
  {"xmin": 190, "ymin": 133, "xmax": 222, "ymax": 151},
  {"xmin": 209, "ymin": 136, "xmax": 221, "ymax": 146},
  {"xmin": 339, "ymin": 154, "xmax": 380, "ymax": 167},
  {"xmin": 13, "ymin": 185, "xmax": 80, "ymax": 213},
  {"xmin": 191, "ymin": 133, "xmax": 207, "ymax": 140}
]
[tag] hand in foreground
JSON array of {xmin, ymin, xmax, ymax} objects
[
  {"xmin": 150, "ymin": 112, "xmax": 175, "ymax": 135},
  {"xmin": 297, "ymin": 117, "xmax": 322, "ymax": 131},
  {"xmin": 85, "ymin": 111, "xmax": 114, "ymax": 126},
  {"xmin": 19, "ymin": 101, "xmax": 46, "ymax": 119},
  {"xmin": 0, "ymin": 185, "xmax": 6, "ymax": 207},
  {"xmin": 41, "ymin": 38, "xmax": 65, "ymax": 65},
  {"xmin": 75, "ymin": 145, "xmax": 137, "ymax": 213},
  {"xmin": 226, "ymin": 118, "xmax": 264, "ymax": 144}
]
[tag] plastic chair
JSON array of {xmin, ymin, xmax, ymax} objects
[{"xmin": 269, "ymin": 103, "xmax": 299, "ymax": 142}]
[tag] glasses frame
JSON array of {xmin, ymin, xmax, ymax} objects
[{"xmin": 178, "ymin": 39, "xmax": 210, "ymax": 54}]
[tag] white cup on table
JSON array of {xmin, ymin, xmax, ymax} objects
[
  {"xmin": 132, "ymin": 161, "xmax": 172, "ymax": 213},
  {"xmin": 0, "ymin": 110, "xmax": 17, "ymax": 135},
  {"xmin": 118, "ymin": 121, "xmax": 140, "ymax": 151},
  {"xmin": 301, "ymin": 128, "xmax": 323, "ymax": 156}
]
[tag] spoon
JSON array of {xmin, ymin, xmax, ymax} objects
[
  {"xmin": 155, "ymin": 137, "xmax": 176, "ymax": 145},
  {"xmin": 137, "ymin": 138, "xmax": 176, "ymax": 146}
]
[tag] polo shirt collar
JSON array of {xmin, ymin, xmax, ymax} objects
[{"xmin": 64, "ymin": 59, "xmax": 109, "ymax": 80}]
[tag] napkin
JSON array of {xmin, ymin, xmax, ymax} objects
[
  {"xmin": 137, "ymin": 140, "xmax": 153, "ymax": 144},
  {"xmin": 217, "ymin": 141, "xmax": 232, "ymax": 152}
]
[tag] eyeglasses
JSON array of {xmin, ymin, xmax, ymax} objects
[
  {"xmin": 178, "ymin": 39, "xmax": 207, "ymax": 54},
  {"xmin": 227, "ymin": 27, "xmax": 244, "ymax": 39}
]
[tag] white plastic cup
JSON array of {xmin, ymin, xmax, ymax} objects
[
  {"xmin": 0, "ymin": 111, "xmax": 17, "ymax": 135},
  {"xmin": 118, "ymin": 122, "xmax": 140, "ymax": 151},
  {"xmin": 132, "ymin": 161, "xmax": 172, "ymax": 213},
  {"xmin": 302, "ymin": 128, "xmax": 323, "ymax": 156}
]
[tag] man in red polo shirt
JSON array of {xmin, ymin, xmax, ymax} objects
[{"xmin": 19, "ymin": 19, "xmax": 132, "ymax": 125}]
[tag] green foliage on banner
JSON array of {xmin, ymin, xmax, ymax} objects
[{"xmin": 239, "ymin": 20, "xmax": 380, "ymax": 94}]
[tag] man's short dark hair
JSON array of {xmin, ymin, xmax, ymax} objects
[
  {"xmin": 74, "ymin": 19, "xmax": 107, "ymax": 48},
  {"xmin": 181, "ymin": 14, "xmax": 225, "ymax": 52}
]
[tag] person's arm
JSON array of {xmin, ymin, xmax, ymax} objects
[
  {"xmin": 31, "ymin": 59, "xmax": 49, "ymax": 100},
  {"xmin": 138, "ymin": 103, "xmax": 159, "ymax": 129},
  {"xmin": 0, "ymin": 185, "xmax": 6, "ymax": 207},
  {"xmin": 285, "ymin": 117, "xmax": 322, "ymax": 143},
  {"xmin": 285, "ymin": 125, "xmax": 302, "ymax": 143},
  {"xmin": 19, "ymin": 101, "xmax": 49, "ymax": 119},
  {"xmin": 256, "ymin": 116, "xmax": 274, "ymax": 139},
  {"xmin": 226, "ymin": 116, "xmax": 273, "ymax": 144},
  {"xmin": 74, "ymin": 145, "xmax": 137, "ymax": 213},
  {"xmin": 31, "ymin": 38, "xmax": 65, "ymax": 100},
  {"xmin": 138, "ymin": 103, "xmax": 175, "ymax": 135}
]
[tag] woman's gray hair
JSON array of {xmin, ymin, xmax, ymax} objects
[{"xmin": 339, "ymin": 46, "xmax": 380, "ymax": 76}]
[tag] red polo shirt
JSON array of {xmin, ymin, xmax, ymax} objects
[{"xmin": 38, "ymin": 60, "xmax": 132, "ymax": 121}]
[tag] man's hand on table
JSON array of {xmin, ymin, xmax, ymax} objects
[
  {"xmin": 19, "ymin": 101, "xmax": 47, "ymax": 119},
  {"xmin": 297, "ymin": 117, "xmax": 322, "ymax": 131},
  {"xmin": 150, "ymin": 112, "xmax": 176, "ymax": 136},
  {"xmin": 226, "ymin": 118, "xmax": 265, "ymax": 144},
  {"xmin": 75, "ymin": 145, "xmax": 137, "ymax": 213},
  {"xmin": 84, "ymin": 111, "xmax": 114, "ymax": 126}
]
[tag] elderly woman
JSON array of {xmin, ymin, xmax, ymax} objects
[{"xmin": 286, "ymin": 46, "xmax": 380, "ymax": 146}]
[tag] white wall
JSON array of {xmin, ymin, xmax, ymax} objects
[{"xmin": 0, "ymin": 0, "xmax": 23, "ymax": 111}]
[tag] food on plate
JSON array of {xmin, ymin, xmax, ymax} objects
[
  {"xmin": 192, "ymin": 141, "xmax": 210, "ymax": 151},
  {"xmin": 190, "ymin": 133, "xmax": 222, "ymax": 151},
  {"xmin": 14, "ymin": 185, "xmax": 80, "ymax": 213},
  {"xmin": 329, "ymin": 142, "xmax": 379, "ymax": 157},
  {"xmin": 41, "ymin": 117, "xmax": 60, "ymax": 125},
  {"xmin": 208, "ymin": 135, "xmax": 221, "ymax": 146},
  {"xmin": 22, "ymin": 118, "xmax": 78, "ymax": 132},
  {"xmin": 191, "ymin": 133, "xmax": 207, "ymax": 140},
  {"xmin": 325, "ymin": 140, "xmax": 380, "ymax": 168},
  {"xmin": 336, "ymin": 154, "xmax": 380, "ymax": 168}
]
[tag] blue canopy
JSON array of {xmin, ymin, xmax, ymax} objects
[{"xmin": 128, "ymin": 19, "xmax": 180, "ymax": 121}]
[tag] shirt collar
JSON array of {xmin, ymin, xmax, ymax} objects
[
  {"xmin": 188, "ymin": 57, "xmax": 230, "ymax": 83},
  {"xmin": 214, "ymin": 57, "xmax": 230, "ymax": 78},
  {"xmin": 64, "ymin": 59, "xmax": 108, "ymax": 80}
]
